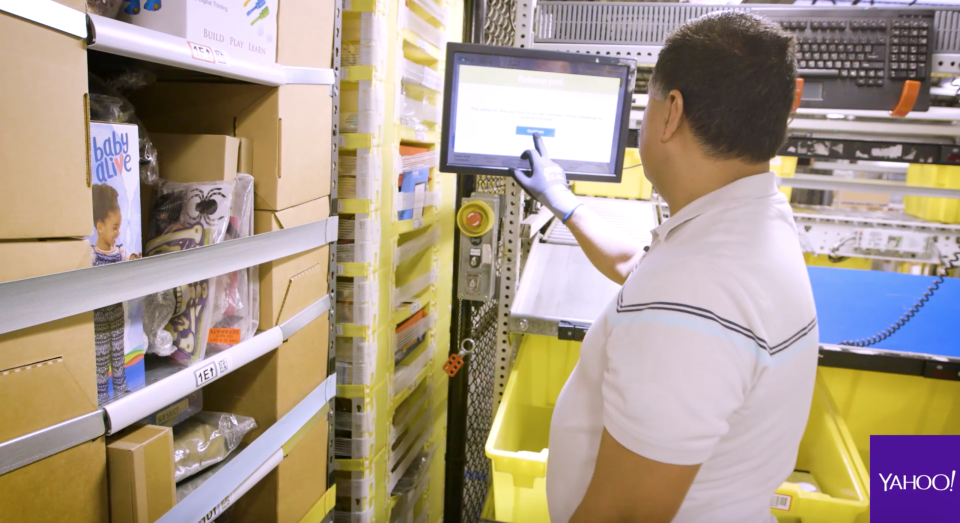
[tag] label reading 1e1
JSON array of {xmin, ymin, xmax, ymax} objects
[{"xmin": 195, "ymin": 357, "xmax": 230, "ymax": 388}]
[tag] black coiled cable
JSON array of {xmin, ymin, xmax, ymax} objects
[{"xmin": 840, "ymin": 250, "xmax": 960, "ymax": 348}]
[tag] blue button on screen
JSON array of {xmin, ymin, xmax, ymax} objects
[{"xmin": 516, "ymin": 126, "xmax": 556, "ymax": 138}]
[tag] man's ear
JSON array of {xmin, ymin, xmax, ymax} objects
[{"xmin": 661, "ymin": 89, "xmax": 684, "ymax": 143}]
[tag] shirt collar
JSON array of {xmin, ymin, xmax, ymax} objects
[{"xmin": 653, "ymin": 171, "xmax": 778, "ymax": 241}]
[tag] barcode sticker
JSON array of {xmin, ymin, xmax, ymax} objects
[
  {"xmin": 409, "ymin": 301, "xmax": 421, "ymax": 314},
  {"xmin": 208, "ymin": 328, "xmax": 241, "ymax": 345},
  {"xmin": 213, "ymin": 49, "xmax": 228, "ymax": 65},
  {"xmin": 413, "ymin": 218, "xmax": 423, "ymax": 229},
  {"xmin": 188, "ymin": 42, "xmax": 216, "ymax": 63},
  {"xmin": 343, "ymin": 0, "xmax": 352, "ymax": 10},
  {"xmin": 770, "ymin": 494, "xmax": 792, "ymax": 511},
  {"xmin": 418, "ymin": 38, "xmax": 430, "ymax": 51},
  {"xmin": 415, "ymin": 131, "xmax": 426, "ymax": 142},
  {"xmin": 337, "ymin": 264, "xmax": 345, "ymax": 275},
  {"xmin": 335, "ymin": 324, "xmax": 344, "ymax": 335}
]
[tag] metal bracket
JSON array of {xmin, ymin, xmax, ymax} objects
[{"xmin": 557, "ymin": 321, "xmax": 589, "ymax": 342}]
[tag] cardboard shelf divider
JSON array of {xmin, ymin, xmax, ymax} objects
[{"xmin": 87, "ymin": 14, "xmax": 335, "ymax": 86}]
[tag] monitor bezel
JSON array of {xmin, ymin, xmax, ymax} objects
[{"xmin": 440, "ymin": 43, "xmax": 637, "ymax": 183}]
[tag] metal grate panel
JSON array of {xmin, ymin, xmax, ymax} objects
[
  {"xmin": 536, "ymin": 2, "xmax": 960, "ymax": 53},
  {"xmin": 485, "ymin": 0, "xmax": 517, "ymax": 46},
  {"xmin": 535, "ymin": 2, "xmax": 741, "ymax": 44}
]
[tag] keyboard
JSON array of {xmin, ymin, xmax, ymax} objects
[{"xmin": 759, "ymin": 7, "xmax": 935, "ymax": 111}]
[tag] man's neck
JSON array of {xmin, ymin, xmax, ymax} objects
[{"xmin": 660, "ymin": 157, "xmax": 771, "ymax": 215}]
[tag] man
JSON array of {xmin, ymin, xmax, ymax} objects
[{"xmin": 510, "ymin": 12, "xmax": 819, "ymax": 523}]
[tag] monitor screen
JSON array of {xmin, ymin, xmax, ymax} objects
[{"xmin": 440, "ymin": 44, "xmax": 636, "ymax": 182}]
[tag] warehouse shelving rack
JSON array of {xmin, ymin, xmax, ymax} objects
[
  {"xmin": 335, "ymin": 0, "xmax": 458, "ymax": 518},
  {"xmin": 0, "ymin": 1, "xmax": 343, "ymax": 521}
]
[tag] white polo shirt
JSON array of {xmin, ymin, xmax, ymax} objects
[{"xmin": 546, "ymin": 172, "xmax": 819, "ymax": 523}]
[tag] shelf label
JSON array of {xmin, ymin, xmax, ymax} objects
[
  {"xmin": 337, "ymin": 264, "xmax": 345, "ymax": 275},
  {"xmin": 417, "ymin": 38, "xmax": 430, "ymax": 52},
  {"xmin": 335, "ymin": 324, "xmax": 344, "ymax": 336},
  {"xmin": 198, "ymin": 495, "xmax": 233, "ymax": 523},
  {"xmin": 194, "ymin": 356, "xmax": 231, "ymax": 388},
  {"xmin": 413, "ymin": 218, "xmax": 423, "ymax": 230},
  {"xmin": 409, "ymin": 301, "xmax": 421, "ymax": 314},
  {"xmin": 188, "ymin": 41, "xmax": 216, "ymax": 63},
  {"xmin": 343, "ymin": 0, "xmax": 352, "ymax": 10},
  {"xmin": 415, "ymin": 130, "xmax": 427, "ymax": 142},
  {"xmin": 770, "ymin": 494, "xmax": 792, "ymax": 511}
]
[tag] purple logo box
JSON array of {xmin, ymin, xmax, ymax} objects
[{"xmin": 872, "ymin": 435, "xmax": 960, "ymax": 522}]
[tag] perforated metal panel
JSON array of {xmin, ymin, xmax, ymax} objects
[
  {"xmin": 535, "ymin": 3, "xmax": 743, "ymax": 44},
  {"xmin": 535, "ymin": 2, "xmax": 960, "ymax": 53}
]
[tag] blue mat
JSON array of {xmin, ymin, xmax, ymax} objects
[{"xmin": 808, "ymin": 266, "xmax": 960, "ymax": 357}]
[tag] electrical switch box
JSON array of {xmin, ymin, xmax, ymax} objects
[{"xmin": 457, "ymin": 194, "xmax": 499, "ymax": 302}]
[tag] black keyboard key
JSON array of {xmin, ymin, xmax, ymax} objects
[
  {"xmin": 817, "ymin": 60, "xmax": 825, "ymax": 68},
  {"xmin": 831, "ymin": 53, "xmax": 839, "ymax": 60},
  {"xmin": 843, "ymin": 61, "xmax": 851, "ymax": 69},
  {"xmin": 919, "ymin": 64, "xmax": 926, "ymax": 77},
  {"xmin": 839, "ymin": 53, "xmax": 848, "ymax": 60},
  {"xmin": 858, "ymin": 70, "xmax": 866, "ymax": 77},
  {"xmin": 801, "ymin": 44, "xmax": 810, "ymax": 51},
  {"xmin": 892, "ymin": 37, "xmax": 900, "ymax": 44},
  {"xmin": 920, "ymin": 46, "xmax": 927, "ymax": 54},
  {"xmin": 856, "ymin": 53, "xmax": 865, "ymax": 61},
  {"xmin": 840, "ymin": 69, "xmax": 849, "ymax": 77},
  {"xmin": 855, "ymin": 44, "xmax": 863, "ymax": 52},
  {"xmin": 891, "ymin": 45, "xmax": 899, "ymax": 53},
  {"xmin": 857, "ymin": 77, "xmax": 866, "ymax": 86},
  {"xmin": 826, "ymin": 61, "xmax": 834, "ymax": 69},
  {"xmin": 851, "ymin": 62, "xmax": 860, "ymax": 69},
  {"xmin": 829, "ymin": 44, "xmax": 837, "ymax": 52},
  {"xmin": 877, "ymin": 78, "xmax": 884, "ymax": 87},
  {"xmin": 909, "ymin": 62, "xmax": 917, "ymax": 70},
  {"xmin": 910, "ymin": 45, "xmax": 918, "ymax": 53},
  {"xmin": 798, "ymin": 60, "xmax": 807, "ymax": 68},
  {"xmin": 910, "ymin": 54, "xmax": 917, "ymax": 62},
  {"xmin": 863, "ymin": 61, "xmax": 884, "ymax": 69},
  {"xmin": 867, "ymin": 70, "xmax": 876, "ymax": 78},
  {"xmin": 909, "ymin": 70, "xmax": 917, "ymax": 79},
  {"xmin": 920, "ymin": 37, "xmax": 928, "ymax": 45},
  {"xmin": 865, "ymin": 53, "xmax": 883, "ymax": 61},
  {"xmin": 864, "ymin": 45, "xmax": 872, "ymax": 53}
]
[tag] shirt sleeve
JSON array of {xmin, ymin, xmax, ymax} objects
[{"xmin": 601, "ymin": 259, "xmax": 757, "ymax": 466}]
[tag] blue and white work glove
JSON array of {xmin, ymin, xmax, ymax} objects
[{"xmin": 510, "ymin": 133, "xmax": 583, "ymax": 223}]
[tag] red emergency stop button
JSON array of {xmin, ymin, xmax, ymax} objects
[{"xmin": 466, "ymin": 211, "xmax": 483, "ymax": 229}]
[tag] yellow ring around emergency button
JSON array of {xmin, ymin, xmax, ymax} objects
[{"xmin": 457, "ymin": 200, "xmax": 495, "ymax": 237}]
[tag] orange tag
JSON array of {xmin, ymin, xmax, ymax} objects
[
  {"xmin": 208, "ymin": 328, "xmax": 242, "ymax": 345},
  {"xmin": 443, "ymin": 354, "xmax": 464, "ymax": 377}
]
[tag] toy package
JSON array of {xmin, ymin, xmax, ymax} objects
[
  {"xmin": 88, "ymin": 122, "xmax": 147, "ymax": 404},
  {"xmin": 143, "ymin": 174, "xmax": 258, "ymax": 364},
  {"xmin": 395, "ymin": 309, "xmax": 428, "ymax": 365},
  {"xmin": 118, "ymin": 0, "xmax": 278, "ymax": 65}
]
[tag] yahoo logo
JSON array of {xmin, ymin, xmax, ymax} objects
[
  {"xmin": 878, "ymin": 471, "xmax": 956, "ymax": 492},
  {"xmin": 871, "ymin": 436, "xmax": 960, "ymax": 523}
]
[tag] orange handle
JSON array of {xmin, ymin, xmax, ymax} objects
[
  {"xmin": 792, "ymin": 78, "xmax": 804, "ymax": 113},
  {"xmin": 890, "ymin": 80, "xmax": 921, "ymax": 118}
]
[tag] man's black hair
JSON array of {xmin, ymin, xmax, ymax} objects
[{"xmin": 650, "ymin": 11, "xmax": 797, "ymax": 163}]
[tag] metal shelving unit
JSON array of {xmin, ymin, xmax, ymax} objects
[{"xmin": 0, "ymin": 1, "xmax": 343, "ymax": 520}]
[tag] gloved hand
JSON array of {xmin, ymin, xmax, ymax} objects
[{"xmin": 510, "ymin": 133, "xmax": 583, "ymax": 222}]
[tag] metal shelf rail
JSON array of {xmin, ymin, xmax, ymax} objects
[{"xmin": 0, "ymin": 219, "xmax": 338, "ymax": 476}]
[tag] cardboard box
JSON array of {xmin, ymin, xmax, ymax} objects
[
  {"xmin": 87, "ymin": 122, "xmax": 146, "ymax": 404},
  {"xmin": 254, "ymin": 198, "xmax": 331, "ymax": 329},
  {"xmin": 0, "ymin": 240, "xmax": 96, "ymax": 441},
  {"xmin": 226, "ymin": 415, "xmax": 330, "ymax": 523},
  {"xmin": 0, "ymin": 12, "xmax": 91, "ymax": 240},
  {"xmin": 118, "ymin": 0, "xmax": 278, "ymax": 65},
  {"xmin": 0, "ymin": 439, "xmax": 109, "ymax": 523},
  {"xmin": 152, "ymin": 134, "xmax": 253, "ymax": 183},
  {"xmin": 131, "ymin": 83, "xmax": 333, "ymax": 211},
  {"xmin": 107, "ymin": 426, "xmax": 177, "ymax": 523},
  {"xmin": 55, "ymin": 0, "xmax": 86, "ymax": 9},
  {"xmin": 237, "ymin": 85, "xmax": 333, "ymax": 211},
  {"xmin": 278, "ymin": 0, "xmax": 336, "ymax": 68},
  {"xmin": 204, "ymin": 314, "xmax": 330, "ymax": 442}
]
